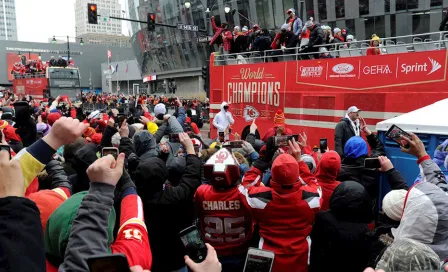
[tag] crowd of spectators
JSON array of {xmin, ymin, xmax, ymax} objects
[
  {"xmin": 210, "ymin": 7, "xmax": 384, "ymax": 60},
  {"xmin": 10, "ymin": 56, "xmax": 75, "ymax": 78},
  {"xmin": 0, "ymin": 91, "xmax": 446, "ymax": 272}
]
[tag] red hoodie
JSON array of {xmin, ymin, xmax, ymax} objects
[
  {"xmin": 315, "ymin": 151, "xmax": 341, "ymax": 211},
  {"xmin": 240, "ymin": 154, "xmax": 321, "ymax": 272}
]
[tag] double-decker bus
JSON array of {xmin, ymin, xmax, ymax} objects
[
  {"xmin": 209, "ymin": 31, "xmax": 448, "ymax": 148},
  {"xmin": 13, "ymin": 67, "xmax": 81, "ymax": 102}
]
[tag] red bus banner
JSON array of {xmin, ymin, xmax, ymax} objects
[{"xmin": 209, "ymin": 50, "xmax": 448, "ymax": 147}]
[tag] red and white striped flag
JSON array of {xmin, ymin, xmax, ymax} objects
[{"xmin": 107, "ymin": 49, "xmax": 112, "ymax": 59}]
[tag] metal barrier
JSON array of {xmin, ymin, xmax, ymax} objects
[
  {"xmin": 214, "ymin": 39, "xmax": 447, "ymax": 66},
  {"xmin": 13, "ymin": 73, "xmax": 46, "ymax": 79}
]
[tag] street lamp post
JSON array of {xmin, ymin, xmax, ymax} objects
[{"xmin": 52, "ymin": 35, "xmax": 84, "ymax": 61}]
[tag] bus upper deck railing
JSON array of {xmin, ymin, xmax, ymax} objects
[{"xmin": 213, "ymin": 30, "xmax": 448, "ymax": 66}]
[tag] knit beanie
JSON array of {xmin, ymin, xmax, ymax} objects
[
  {"xmin": 47, "ymin": 112, "xmax": 62, "ymax": 126},
  {"xmin": 154, "ymin": 103, "xmax": 166, "ymax": 116},
  {"xmin": 83, "ymin": 127, "xmax": 96, "ymax": 138},
  {"xmin": 36, "ymin": 123, "xmax": 51, "ymax": 136},
  {"xmin": 274, "ymin": 110, "xmax": 285, "ymax": 125},
  {"xmin": 91, "ymin": 133, "xmax": 103, "ymax": 145},
  {"xmin": 382, "ymin": 189, "xmax": 407, "ymax": 221}
]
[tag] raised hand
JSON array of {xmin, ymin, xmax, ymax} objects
[
  {"xmin": 43, "ymin": 117, "xmax": 89, "ymax": 150},
  {"xmin": 288, "ymin": 137, "xmax": 301, "ymax": 162},
  {"xmin": 179, "ymin": 133, "xmax": 195, "ymax": 155},
  {"xmin": 185, "ymin": 244, "xmax": 222, "ymax": 272},
  {"xmin": 0, "ymin": 142, "xmax": 24, "ymax": 197},
  {"xmin": 119, "ymin": 119, "xmax": 129, "ymax": 138},
  {"xmin": 87, "ymin": 153, "xmax": 125, "ymax": 186},
  {"xmin": 400, "ymin": 133, "xmax": 427, "ymax": 159}
]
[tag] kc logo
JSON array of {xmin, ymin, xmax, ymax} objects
[{"xmin": 215, "ymin": 151, "xmax": 229, "ymax": 164}]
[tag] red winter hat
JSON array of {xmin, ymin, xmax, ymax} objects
[
  {"xmin": 3, "ymin": 125, "xmax": 21, "ymax": 142},
  {"xmin": 274, "ymin": 110, "xmax": 285, "ymax": 125},
  {"xmin": 91, "ymin": 133, "xmax": 103, "ymax": 145},
  {"xmin": 47, "ymin": 112, "xmax": 62, "ymax": 126},
  {"xmin": 271, "ymin": 154, "xmax": 300, "ymax": 188},
  {"xmin": 28, "ymin": 189, "xmax": 67, "ymax": 233},
  {"xmin": 83, "ymin": 127, "xmax": 96, "ymax": 138}
]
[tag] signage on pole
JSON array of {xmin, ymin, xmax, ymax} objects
[
  {"xmin": 177, "ymin": 24, "xmax": 199, "ymax": 32},
  {"xmin": 197, "ymin": 36, "xmax": 212, "ymax": 43}
]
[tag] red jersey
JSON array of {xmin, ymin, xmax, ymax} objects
[
  {"xmin": 239, "ymin": 159, "xmax": 322, "ymax": 272},
  {"xmin": 195, "ymin": 185, "xmax": 254, "ymax": 256},
  {"xmin": 111, "ymin": 194, "xmax": 152, "ymax": 270}
]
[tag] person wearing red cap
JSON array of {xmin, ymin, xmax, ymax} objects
[
  {"xmin": 238, "ymin": 139, "xmax": 321, "ymax": 272},
  {"xmin": 285, "ymin": 8, "xmax": 302, "ymax": 36},
  {"xmin": 196, "ymin": 148, "xmax": 254, "ymax": 271},
  {"xmin": 47, "ymin": 112, "xmax": 62, "ymax": 127},
  {"xmin": 261, "ymin": 110, "xmax": 293, "ymax": 142},
  {"xmin": 314, "ymin": 151, "xmax": 341, "ymax": 211}
]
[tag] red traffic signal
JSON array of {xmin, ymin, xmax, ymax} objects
[
  {"xmin": 147, "ymin": 13, "xmax": 156, "ymax": 31},
  {"xmin": 87, "ymin": 3, "xmax": 98, "ymax": 24}
]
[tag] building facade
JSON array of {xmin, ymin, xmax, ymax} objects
[
  {"xmin": 128, "ymin": 0, "xmax": 448, "ymax": 96},
  {"xmin": 0, "ymin": 0, "xmax": 17, "ymax": 41}
]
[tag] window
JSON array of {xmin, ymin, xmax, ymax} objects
[
  {"xmin": 396, "ymin": 0, "xmax": 406, "ymax": 11},
  {"xmin": 412, "ymin": 11, "xmax": 430, "ymax": 34},
  {"xmin": 360, "ymin": 0, "xmax": 369, "ymax": 16},
  {"xmin": 335, "ymin": 0, "xmax": 345, "ymax": 18},
  {"xmin": 317, "ymin": 0, "xmax": 327, "ymax": 21},
  {"xmin": 431, "ymin": 0, "xmax": 443, "ymax": 7}
]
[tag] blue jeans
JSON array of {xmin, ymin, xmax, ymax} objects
[{"xmin": 219, "ymin": 255, "xmax": 245, "ymax": 272}]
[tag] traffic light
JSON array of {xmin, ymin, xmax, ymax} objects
[
  {"xmin": 87, "ymin": 3, "xmax": 98, "ymax": 24},
  {"xmin": 147, "ymin": 13, "xmax": 156, "ymax": 31},
  {"xmin": 202, "ymin": 66, "xmax": 208, "ymax": 79}
]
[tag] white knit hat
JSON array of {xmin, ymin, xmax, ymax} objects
[
  {"xmin": 154, "ymin": 103, "xmax": 166, "ymax": 116},
  {"xmin": 382, "ymin": 189, "xmax": 407, "ymax": 221},
  {"xmin": 301, "ymin": 154, "xmax": 316, "ymax": 174},
  {"xmin": 334, "ymin": 27, "xmax": 341, "ymax": 34},
  {"xmin": 281, "ymin": 23, "xmax": 290, "ymax": 31}
]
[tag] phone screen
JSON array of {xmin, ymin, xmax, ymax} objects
[
  {"xmin": 385, "ymin": 125, "xmax": 411, "ymax": 148},
  {"xmin": 273, "ymin": 135, "xmax": 299, "ymax": 147},
  {"xmin": 218, "ymin": 132, "xmax": 225, "ymax": 143},
  {"xmin": 230, "ymin": 140, "xmax": 244, "ymax": 149},
  {"xmin": 179, "ymin": 226, "xmax": 207, "ymax": 263},
  {"xmin": 319, "ymin": 138, "xmax": 328, "ymax": 153},
  {"xmin": 194, "ymin": 145, "xmax": 200, "ymax": 153},
  {"xmin": 244, "ymin": 252, "xmax": 274, "ymax": 272},
  {"xmin": 87, "ymin": 254, "xmax": 129, "ymax": 272},
  {"xmin": 102, "ymin": 148, "xmax": 118, "ymax": 159},
  {"xmin": 364, "ymin": 158, "xmax": 381, "ymax": 169}
]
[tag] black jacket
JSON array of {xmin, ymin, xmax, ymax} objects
[
  {"xmin": 338, "ymin": 134, "xmax": 386, "ymax": 203},
  {"xmin": 310, "ymin": 181, "xmax": 373, "ymax": 272},
  {"xmin": 230, "ymin": 35, "xmax": 249, "ymax": 54},
  {"xmin": 100, "ymin": 126, "xmax": 118, "ymax": 148},
  {"xmin": 0, "ymin": 197, "xmax": 46, "ymax": 272},
  {"xmin": 334, "ymin": 117, "xmax": 359, "ymax": 157},
  {"xmin": 252, "ymin": 35, "xmax": 272, "ymax": 52},
  {"xmin": 440, "ymin": 15, "xmax": 448, "ymax": 31},
  {"xmin": 68, "ymin": 143, "xmax": 98, "ymax": 194},
  {"xmin": 136, "ymin": 155, "xmax": 201, "ymax": 272},
  {"xmin": 307, "ymin": 24, "xmax": 324, "ymax": 48}
]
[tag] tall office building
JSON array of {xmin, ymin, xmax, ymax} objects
[
  {"xmin": 74, "ymin": 0, "xmax": 130, "ymax": 47},
  {"xmin": 0, "ymin": 0, "xmax": 18, "ymax": 41},
  {"xmin": 127, "ymin": 0, "xmax": 141, "ymax": 36}
]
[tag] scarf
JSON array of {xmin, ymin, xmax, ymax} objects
[{"xmin": 345, "ymin": 113, "xmax": 360, "ymax": 136}]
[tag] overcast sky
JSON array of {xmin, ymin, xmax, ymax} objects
[{"xmin": 16, "ymin": 0, "xmax": 130, "ymax": 43}]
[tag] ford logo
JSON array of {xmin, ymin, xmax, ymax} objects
[{"xmin": 332, "ymin": 63, "xmax": 354, "ymax": 74}]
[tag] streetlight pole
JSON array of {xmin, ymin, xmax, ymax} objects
[{"xmin": 67, "ymin": 35, "xmax": 70, "ymax": 61}]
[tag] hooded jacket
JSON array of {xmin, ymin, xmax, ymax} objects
[
  {"xmin": 310, "ymin": 181, "xmax": 373, "ymax": 272},
  {"xmin": 392, "ymin": 157, "xmax": 448, "ymax": 260},
  {"xmin": 133, "ymin": 130, "xmax": 158, "ymax": 161},
  {"xmin": 212, "ymin": 102, "xmax": 234, "ymax": 133},
  {"xmin": 68, "ymin": 143, "xmax": 98, "ymax": 194},
  {"xmin": 315, "ymin": 151, "xmax": 341, "ymax": 211},
  {"xmin": 45, "ymin": 190, "xmax": 116, "ymax": 269},
  {"xmin": 239, "ymin": 154, "xmax": 321, "ymax": 272},
  {"xmin": 338, "ymin": 134, "xmax": 385, "ymax": 204},
  {"xmin": 136, "ymin": 155, "xmax": 201, "ymax": 272}
]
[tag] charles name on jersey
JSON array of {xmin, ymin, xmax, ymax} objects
[{"xmin": 202, "ymin": 200, "xmax": 241, "ymax": 211}]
